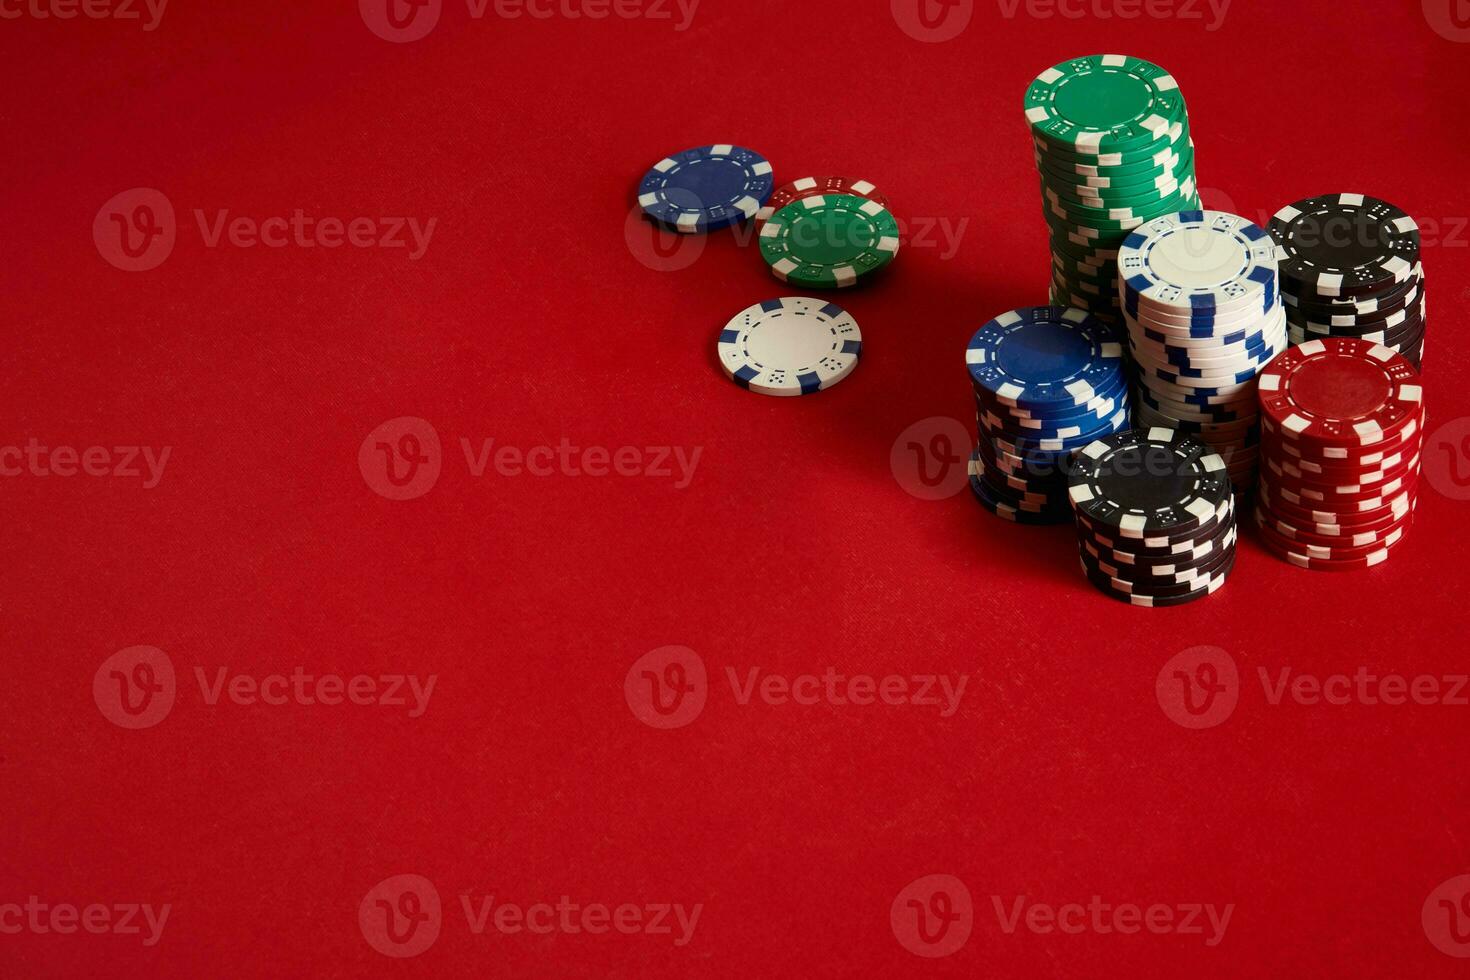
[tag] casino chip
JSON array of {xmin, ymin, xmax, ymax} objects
[
  {"xmin": 1253, "ymin": 337, "xmax": 1425, "ymax": 570},
  {"xmin": 1267, "ymin": 194, "xmax": 1426, "ymax": 370},
  {"xmin": 966, "ymin": 307, "xmax": 1131, "ymax": 525},
  {"xmin": 1116, "ymin": 210, "xmax": 1284, "ymax": 488},
  {"xmin": 718, "ymin": 297, "xmax": 862, "ymax": 396},
  {"xmin": 1066, "ymin": 427, "xmax": 1236, "ymax": 605},
  {"xmin": 638, "ymin": 145, "xmax": 774, "ymax": 234},
  {"xmin": 754, "ymin": 177, "xmax": 890, "ymax": 227},
  {"xmin": 1026, "ymin": 55, "xmax": 1200, "ymax": 329},
  {"xmin": 759, "ymin": 194, "xmax": 901, "ymax": 288}
]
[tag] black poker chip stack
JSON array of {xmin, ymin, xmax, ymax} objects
[
  {"xmin": 1267, "ymin": 194, "xmax": 1426, "ymax": 371},
  {"xmin": 1066, "ymin": 427, "xmax": 1237, "ymax": 607}
]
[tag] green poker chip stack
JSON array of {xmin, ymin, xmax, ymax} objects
[{"xmin": 1026, "ymin": 54, "xmax": 1202, "ymax": 333}]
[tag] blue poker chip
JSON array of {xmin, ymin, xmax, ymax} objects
[
  {"xmin": 979, "ymin": 404, "xmax": 1131, "ymax": 454},
  {"xmin": 639, "ymin": 144, "xmax": 774, "ymax": 234},
  {"xmin": 973, "ymin": 374, "xmax": 1129, "ymax": 423},
  {"xmin": 1118, "ymin": 210, "xmax": 1280, "ymax": 314},
  {"xmin": 966, "ymin": 306, "xmax": 1125, "ymax": 409}
]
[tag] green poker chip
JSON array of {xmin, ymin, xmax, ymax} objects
[
  {"xmin": 759, "ymin": 194, "xmax": 900, "ymax": 289},
  {"xmin": 1025, "ymin": 54, "xmax": 1187, "ymax": 154}
]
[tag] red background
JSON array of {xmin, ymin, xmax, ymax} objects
[{"xmin": 4, "ymin": 0, "xmax": 1470, "ymax": 976}]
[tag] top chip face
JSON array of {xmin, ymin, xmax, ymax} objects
[
  {"xmin": 758, "ymin": 195, "xmax": 900, "ymax": 289},
  {"xmin": 1256, "ymin": 337, "xmax": 1423, "ymax": 445},
  {"xmin": 638, "ymin": 144, "xmax": 774, "ymax": 234},
  {"xmin": 1119, "ymin": 210, "xmax": 1280, "ymax": 312},
  {"xmin": 717, "ymin": 297, "xmax": 862, "ymax": 396},
  {"xmin": 1267, "ymin": 194, "xmax": 1421, "ymax": 298},
  {"xmin": 966, "ymin": 307, "xmax": 1125, "ymax": 409},
  {"xmin": 1067, "ymin": 427, "xmax": 1231, "ymax": 535},
  {"xmin": 1024, "ymin": 55, "xmax": 1187, "ymax": 154}
]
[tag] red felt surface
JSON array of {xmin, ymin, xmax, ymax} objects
[{"xmin": 4, "ymin": 1, "xmax": 1470, "ymax": 976}]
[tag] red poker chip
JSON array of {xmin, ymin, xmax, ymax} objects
[
  {"xmin": 1258, "ymin": 480, "xmax": 1414, "ymax": 528},
  {"xmin": 753, "ymin": 176, "xmax": 891, "ymax": 227},
  {"xmin": 1261, "ymin": 476, "xmax": 1416, "ymax": 516},
  {"xmin": 1263, "ymin": 454, "xmax": 1421, "ymax": 501},
  {"xmin": 1258, "ymin": 496, "xmax": 1417, "ymax": 541},
  {"xmin": 1255, "ymin": 517, "xmax": 1412, "ymax": 571},
  {"xmin": 1261, "ymin": 433, "xmax": 1417, "ymax": 476},
  {"xmin": 1264, "ymin": 449, "xmax": 1420, "ymax": 489},
  {"xmin": 1257, "ymin": 337, "xmax": 1423, "ymax": 447},
  {"xmin": 1256, "ymin": 502, "xmax": 1415, "ymax": 552}
]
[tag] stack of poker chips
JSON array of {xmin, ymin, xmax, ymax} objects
[
  {"xmin": 1025, "ymin": 54, "xmax": 1201, "ymax": 334},
  {"xmin": 1255, "ymin": 338, "xmax": 1424, "ymax": 571},
  {"xmin": 1068, "ymin": 428, "xmax": 1236, "ymax": 607},
  {"xmin": 1117, "ymin": 211, "xmax": 1285, "ymax": 489},
  {"xmin": 965, "ymin": 307, "xmax": 1130, "ymax": 525},
  {"xmin": 1267, "ymin": 194, "xmax": 1425, "ymax": 371}
]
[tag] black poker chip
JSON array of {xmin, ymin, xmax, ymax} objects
[{"xmin": 1267, "ymin": 194, "xmax": 1420, "ymax": 298}]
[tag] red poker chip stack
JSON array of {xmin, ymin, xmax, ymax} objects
[{"xmin": 1254, "ymin": 337, "xmax": 1425, "ymax": 571}]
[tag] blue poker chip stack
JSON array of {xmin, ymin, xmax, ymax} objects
[{"xmin": 965, "ymin": 306, "xmax": 1132, "ymax": 524}]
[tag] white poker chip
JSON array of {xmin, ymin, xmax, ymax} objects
[{"xmin": 717, "ymin": 297, "xmax": 862, "ymax": 397}]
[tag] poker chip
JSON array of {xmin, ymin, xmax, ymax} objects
[
  {"xmin": 1025, "ymin": 55, "xmax": 1186, "ymax": 153},
  {"xmin": 1268, "ymin": 194, "xmax": 1427, "ymax": 369},
  {"xmin": 1268, "ymin": 194, "xmax": 1419, "ymax": 297},
  {"xmin": 759, "ymin": 194, "xmax": 900, "ymax": 288},
  {"xmin": 966, "ymin": 307, "xmax": 1125, "ymax": 409},
  {"xmin": 1257, "ymin": 338, "xmax": 1422, "ymax": 445},
  {"xmin": 754, "ymin": 177, "xmax": 889, "ymax": 226},
  {"xmin": 1026, "ymin": 55, "xmax": 1200, "ymax": 327},
  {"xmin": 638, "ymin": 144, "xmax": 774, "ymax": 233},
  {"xmin": 1253, "ymin": 337, "xmax": 1424, "ymax": 570},
  {"xmin": 1068, "ymin": 427, "xmax": 1232, "ymax": 534},
  {"xmin": 717, "ymin": 297, "xmax": 861, "ymax": 396},
  {"xmin": 1067, "ymin": 427, "xmax": 1236, "ymax": 606},
  {"xmin": 966, "ymin": 307, "xmax": 1131, "ymax": 525},
  {"xmin": 1117, "ymin": 210, "xmax": 1283, "ymax": 487}
]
